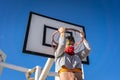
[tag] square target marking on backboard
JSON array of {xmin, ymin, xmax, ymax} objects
[
  {"xmin": 43, "ymin": 25, "xmax": 73, "ymax": 47},
  {"xmin": 23, "ymin": 11, "xmax": 89, "ymax": 64}
]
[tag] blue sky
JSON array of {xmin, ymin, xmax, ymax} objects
[{"xmin": 0, "ymin": 0, "xmax": 120, "ymax": 80}]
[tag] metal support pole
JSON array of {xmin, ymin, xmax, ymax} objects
[
  {"xmin": 81, "ymin": 64, "xmax": 84, "ymax": 80},
  {"xmin": 48, "ymin": 72, "xmax": 58, "ymax": 76},
  {"xmin": 0, "ymin": 62, "xmax": 28, "ymax": 73},
  {"xmin": 39, "ymin": 58, "xmax": 54, "ymax": 80},
  {"xmin": 35, "ymin": 66, "xmax": 41, "ymax": 80}
]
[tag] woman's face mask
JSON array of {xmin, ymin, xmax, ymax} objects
[
  {"xmin": 65, "ymin": 39, "xmax": 75, "ymax": 55},
  {"xmin": 65, "ymin": 45, "xmax": 74, "ymax": 55}
]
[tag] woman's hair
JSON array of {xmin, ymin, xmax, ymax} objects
[{"xmin": 66, "ymin": 35, "xmax": 75, "ymax": 43}]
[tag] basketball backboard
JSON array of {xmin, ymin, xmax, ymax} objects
[{"xmin": 23, "ymin": 12, "xmax": 89, "ymax": 64}]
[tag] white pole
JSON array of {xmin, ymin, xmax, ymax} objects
[
  {"xmin": 39, "ymin": 58, "xmax": 54, "ymax": 80},
  {"xmin": 81, "ymin": 64, "xmax": 84, "ymax": 80},
  {"xmin": 35, "ymin": 66, "xmax": 41, "ymax": 80},
  {"xmin": 48, "ymin": 72, "xmax": 58, "ymax": 76},
  {"xmin": 0, "ymin": 62, "xmax": 28, "ymax": 73}
]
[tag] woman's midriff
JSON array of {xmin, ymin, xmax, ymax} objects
[{"xmin": 58, "ymin": 65, "xmax": 82, "ymax": 74}]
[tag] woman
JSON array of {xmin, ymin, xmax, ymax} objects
[{"xmin": 52, "ymin": 27, "xmax": 91, "ymax": 80}]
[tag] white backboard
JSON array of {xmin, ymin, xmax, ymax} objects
[{"xmin": 23, "ymin": 12, "xmax": 89, "ymax": 64}]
